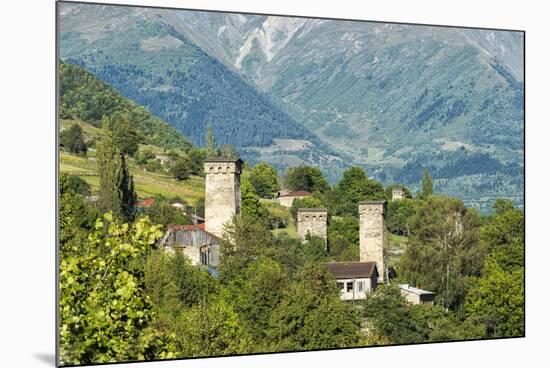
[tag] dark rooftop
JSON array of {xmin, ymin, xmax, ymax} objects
[{"xmin": 325, "ymin": 262, "xmax": 378, "ymax": 279}]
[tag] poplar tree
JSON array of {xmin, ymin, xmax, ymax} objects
[
  {"xmin": 97, "ymin": 116, "xmax": 136, "ymax": 221},
  {"xmin": 205, "ymin": 125, "xmax": 217, "ymax": 158},
  {"xmin": 422, "ymin": 168, "xmax": 434, "ymax": 198}
]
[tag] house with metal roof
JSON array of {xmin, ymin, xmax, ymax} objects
[
  {"xmin": 325, "ymin": 262, "xmax": 379, "ymax": 301},
  {"xmin": 399, "ymin": 284, "xmax": 436, "ymax": 305},
  {"xmin": 157, "ymin": 224, "xmax": 220, "ymax": 267},
  {"xmin": 276, "ymin": 190, "xmax": 312, "ymax": 207}
]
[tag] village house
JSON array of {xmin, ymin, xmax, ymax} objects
[
  {"xmin": 399, "ymin": 284, "xmax": 435, "ymax": 305},
  {"xmin": 157, "ymin": 224, "xmax": 220, "ymax": 267},
  {"xmin": 391, "ymin": 188, "xmax": 405, "ymax": 201},
  {"xmin": 276, "ymin": 190, "xmax": 312, "ymax": 207},
  {"xmin": 170, "ymin": 201, "xmax": 186, "ymax": 211},
  {"xmin": 325, "ymin": 262, "xmax": 378, "ymax": 301}
]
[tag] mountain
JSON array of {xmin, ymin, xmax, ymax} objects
[
  {"xmin": 58, "ymin": 3, "xmax": 345, "ymax": 181},
  {"xmin": 60, "ymin": 61, "xmax": 193, "ymax": 151},
  {"xmin": 58, "ymin": 3, "xmax": 524, "ymax": 212}
]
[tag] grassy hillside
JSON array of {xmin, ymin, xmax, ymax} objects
[{"xmin": 60, "ymin": 119, "xmax": 205, "ymax": 203}]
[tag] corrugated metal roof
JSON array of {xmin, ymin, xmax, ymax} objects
[{"xmin": 399, "ymin": 284, "xmax": 435, "ymax": 295}]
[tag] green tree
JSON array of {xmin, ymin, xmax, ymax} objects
[
  {"xmin": 362, "ymin": 284, "xmax": 424, "ymax": 344},
  {"xmin": 267, "ymin": 263, "xmax": 361, "ymax": 351},
  {"xmin": 218, "ymin": 215, "xmax": 274, "ymax": 284},
  {"xmin": 327, "ymin": 167, "xmax": 385, "ymax": 216},
  {"xmin": 399, "ymin": 196, "xmax": 484, "ymax": 311},
  {"xmin": 492, "ymin": 198, "xmax": 515, "ymax": 215},
  {"xmin": 60, "ymin": 173, "xmax": 91, "ymax": 196},
  {"xmin": 241, "ymin": 179, "xmax": 269, "ymax": 220},
  {"xmin": 143, "ymin": 250, "xmax": 181, "ymax": 316},
  {"xmin": 187, "ymin": 148, "xmax": 206, "ymax": 175},
  {"xmin": 286, "ymin": 166, "xmax": 329, "ymax": 193},
  {"xmin": 59, "ymin": 213, "xmax": 169, "ymax": 365},
  {"xmin": 60, "ymin": 123, "xmax": 87, "ymax": 155},
  {"xmin": 421, "ymin": 168, "xmax": 434, "ymax": 198},
  {"xmin": 171, "ymin": 299, "xmax": 253, "ymax": 358},
  {"xmin": 249, "ymin": 162, "xmax": 279, "ymax": 198},
  {"xmin": 170, "ymin": 156, "xmax": 192, "ymax": 181},
  {"xmin": 109, "ymin": 112, "xmax": 140, "ymax": 157},
  {"xmin": 135, "ymin": 149, "xmax": 156, "ymax": 166},
  {"xmin": 143, "ymin": 200, "xmax": 191, "ymax": 227},
  {"xmin": 205, "ymin": 125, "xmax": 216, "ymax": 158},
  {"xmin": 223, "ymin": 257, "xmax": 289, "ymax": 343},
  {"xmin": 465, "ymin": 259, "xmax": 524, "ymax": 338},
  {"xmin": 170, "ymin": 251, "xmax": 218, "ymax": 308},
  {"xmin": 386, "ymin": 198, "xmax": 417, "ymax": 236},
  {"xmin": 96, "ymin": 117, "xmax": 136, "ymax": 221}
]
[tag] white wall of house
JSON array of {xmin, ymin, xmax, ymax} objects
[{"xmin": 335, "ymin": 277, "xmax": 376, "ymax": 301}]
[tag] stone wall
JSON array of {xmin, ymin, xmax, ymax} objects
[
  {"xmin": 297, "ymin": 208, "xmax": 328, "ymax": 245},
  {"xmin": 204, "ymin": 159, "xmax": 242, "ymax": 239},
  {"xmin": 359, "ymin": 201, "xmax": 387, "ymax": 282}
]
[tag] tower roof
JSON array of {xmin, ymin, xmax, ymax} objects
[
  {"xmin": 358, "ymin": 200, "xmax": 387, "ymax": 205},
  {"xmin": 297, "ymin": 208, "xmax": 327, "ymax": 212}
]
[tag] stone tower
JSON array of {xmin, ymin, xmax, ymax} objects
[
  {"xmin": 392, "ymin": 188, "xmax": 405, "ymax": 201},
  {"xmin": 297, "ymin": 208, "xmax": 328, "ymax": 246},
  {"xmin": 204, "ymin": 158, "xmax": 243, "ymax": 239},
  {"xmin": 358, "ymin": 200, "xmax": 387, "ymax": 283}
]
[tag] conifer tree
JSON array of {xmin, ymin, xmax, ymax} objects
[
  {"xmin": 96, "ymin": 116, "xmax": 136, "ymax": 221},
  {"xmin": 206, "ymin": 125, "xmax": 217, "ymax": 158},
  {"xmin": 421, "ymin": 168, "xmax": 434, "ymax": 198}
]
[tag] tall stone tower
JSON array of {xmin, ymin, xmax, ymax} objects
[
  {"xmin": 204, "ymin": 158, "xmax": 243, "ymax": 239},
  {"xmin": 297, "ymin": 208, "xmax": 328, "ymax": 246},
  {"xmin": 358, "ymin": 200, "xmax": 387, "ymax": 283}
]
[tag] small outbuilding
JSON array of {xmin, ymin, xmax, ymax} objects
[
  {"xmin": 276, "ymin": 190, "xmax": 312, "ymax": 207},
  {"xmin": 399, "ymin": 284, "xmax": 435, "ymax": 305},
  {"xmin": 325, "ymin": 262, "xmax": 378, "ymax": 301}
]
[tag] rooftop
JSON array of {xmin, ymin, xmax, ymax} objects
[
  {"xmin": 325, "ymin": 262, "xmax": 378, "ymax": 279},
  {"xmin": 399, "ymin": 284, "xmax": 435, "ymax": 295}
]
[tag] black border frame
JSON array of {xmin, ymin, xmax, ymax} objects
[{"xmin": 55, "ymin": 1, "xmax": 526, "ymax": 367}]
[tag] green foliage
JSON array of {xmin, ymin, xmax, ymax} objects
[
  {"xmin": 386, "ymin": 198, "xmax": 417, "ymax": 235},
  {"xmin": 171, "ymin": 251, "xmax": 218, "ymax": 308},
  {"xmin": 135, "ymin": 149, "xmax": 156, "ymax": 166},
  {"xmin": 465, "ymin": 259, "xmax": 524, "ymax": 337},
  {"xmin": 267, "ymin": 263, "xmax": 360, "ymax": 351},
  {"xmin": 241, "ymin": 179, "xmax": 269, "ymax": 221},
  {"xmin": 60, "ymin": 123, "xmax": 88, "ymax": 155},
  {"xmin": 290, "ymin": 196, "xmax": 324, "ymax": 220},
  {"xmin": 327, "ymin": 234, "xmax": 358, "ymax": 262},
  {"xmin": 59, "ymin": 62, "xmax": 193, "ymax": 150},
  {"xmin": 205, "ymin": 125, "xmax": 217, "ymax": 158},
  {"xmin": 170, "ymin": 156, "xmax": 192, "ymax": 181},
  {"xmin": 249, "ymin": 162, "xmax": 279, "ymax": 198},
  {"xmin": 218, "ymin": 215, "xmax": 274, "ymax": 284},
  {"xmin": 223, "ymin": 257, "xmax": 289, "ymax": 343},
  {"xmin": 143, "ymin": 250, "xmax": 181, "ymax": 315},
  {"xmin": 187, "ymin": 148, "xmax": 206, "ymax": 176},
  {"xmin": 218, "ymin": 144, "xmax": 240, "ymax": 160},
  {"xmin": 170, "ymin": 298, "xmax": 253, "ymax": 357},
  {"xmin": 421, "ymin": 168, "xmax": 434, "ymax": 198},
  {"xmin": 108, "ymin": 111, "xmax": 140, "ymax": 156},
  {"xmin": 493, "ymin": 198, "xmax": 515, "ymax": 215},
  {"xmin": 96, "ymin": 117, "xmax": 137, "ymax": 222},
  {"xmin": 142, "ymin": 200, "xmax": 190, "ymax": 227},
  {"xmin": 59, "ymin": 213, "xmax": 167, "ymax": 365},
  {"xmin": 399, "ymin": 196, "xmax": 484, "ymax": 310},
  {"xmin": 363, "ymin": 285, "xmax": 424, "ymax": 344},
  {"xmin": 286, "ymin": 165, "xmax": 329, "ymax": 193},
  {"xmin": 60, "ymin": 173, "xmax": 91, "ymax": 196},
  {"xmin": 327, "ymin": 167, "xmax": 385, "ymax": 216}
]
